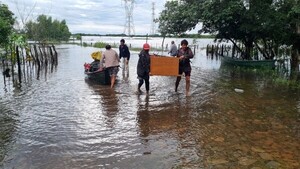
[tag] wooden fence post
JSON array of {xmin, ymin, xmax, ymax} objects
[{"xmin": 16, "ymin": 46, "xmax": 22, "ymax": 83}]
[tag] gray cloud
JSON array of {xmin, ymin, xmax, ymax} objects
[{"xmin": 5, "ymin": 0, "xmax": 167, "ymax": 35}]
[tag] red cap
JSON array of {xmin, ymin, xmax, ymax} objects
[{"xmin": 143, "ymin": 43, "xmax": 150, "ymax": 50}]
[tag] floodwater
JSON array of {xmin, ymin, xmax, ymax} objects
[{"xmin": 0, "ymin": 40, "xmax": 299, "ymax": 169}]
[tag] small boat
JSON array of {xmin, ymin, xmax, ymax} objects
[
  {"xmin": 221, "ymin": 56, "xmax": 275, "ymax": 68},
  {"xmin": 84, "ymin": 63, "xmax": 110, "ymax": 85}
]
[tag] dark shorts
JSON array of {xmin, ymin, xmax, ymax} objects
[
  {"xmin": 179, "ymin": 66, "xmax": 191, "ymax": 77},
  {"xmin": 107, "ymin": 66, "xmax": 119, "ymax": 76}
]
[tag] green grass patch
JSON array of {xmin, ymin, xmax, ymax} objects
[{"xmin": 93, "ymin": 42, "xmax": 107, "ymax": 48}]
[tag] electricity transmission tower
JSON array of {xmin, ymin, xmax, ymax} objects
[
  {"xmin": 150, "ymin": 2, "xmax": 156, "ymax": 35},
  {"xmin": 122, "ymin": 0, "xmax": 135, "ymax": 36}
]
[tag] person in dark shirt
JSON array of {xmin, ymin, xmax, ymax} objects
[
  {"xmin": 119, "ymin": 39, "xmax": 130, "ymax": 70},
  {"xmin": 175, "ymin": 39, "xmax": 194, "ymax": 96},
  {"xmin": 137, "ymin": 43, "xmax": 151, "ymax": 95},
  {"xmin": 89, "ymin": 59, "xmax": 100, "ymax": 72}
]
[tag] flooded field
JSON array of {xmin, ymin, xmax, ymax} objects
[{"xmin": 0, "ymin": 40, "xmax": 299, "ymax": 169}]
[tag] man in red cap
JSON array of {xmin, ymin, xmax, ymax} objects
[{"xmin": 137, "ymin": 43, "xmax": 151, "ymax": 94}]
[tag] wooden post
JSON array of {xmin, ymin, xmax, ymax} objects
[
  {"xmin": 16, "ymin": 46, "xmax": 22, "ymax": 83},
  {"xmin": 38, "ymin": 46, "xmax": 45, "ymax": 66},
  {"xmin": 221, "ymin": 45, "xmax": 224, "ymax": 56},
  {"xmin": 206, "ymin": 44, "xmax": 209, "ymax": 56},
  {"xmin": 232, "ymin": 45, "xmax": 235, "ymax": 58},
  {"xmin": 52, "ymin": 44, "xmax": 58, "ymax": 65},
  {"xmin": 49, "ymin": 46, "xmax": 55, "ymax": 65},
  {"xmin": 10, "ymin": 45, "xmax": 15, "ymax": 82},
  {"xmin": 43, "ymin": 45, "xmax": 47, "ymax": 65},
  {"xmin": 33, "ymin": 45, "xmax": 41, "ymax": 67},
  {"xmin": 29, "ymin": 46, "xmax": 36, "ymax": 63},
  {"xmin": 44, "ymin": 45, "xmax": 48, "ymax": 66}
]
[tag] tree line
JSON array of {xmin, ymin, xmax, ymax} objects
[
  {"xmin": 0, "ymin": 3, "xmax": 15, "ymax": 49},
  {"xmin": 156, "ymin": 0, "xmax": 299, "ymax": 64},
  {"xmin": 2, "ymin": 1, "xmax": 299, "ymax": 63},
  {"xmin": 25, "ymin": 15, "xmax": 71, "ymax": 42},
  {"xmin": 0, "ymin": 2, "xmax": 71, "ymax": 51},
  {"xmin": 1, "ymin": 2, "xmax": 65, "ymax": 86}
]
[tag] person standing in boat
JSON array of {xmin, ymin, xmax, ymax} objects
[
  {"xmin": 175, "ymin": 39, "xmax": 194, "ymax": 96},
  {"xmin": 137, "ymin": 43, "xmax": 151, "ymax": 95},
  {"xmin": 168, "ymin": 41, "xmax": 178, "ymax": 56},
  {"xmin": 119, "ymin": 39, "xmax": 130, "ymax": 70},
  {"xmin": 100, "ymin": 44, "xmax": 120, "ymax": 88}
]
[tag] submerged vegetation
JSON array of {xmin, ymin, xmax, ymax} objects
[{"xmin": 220, "ymin": 63, "xmax": 300, "ymax": 89}]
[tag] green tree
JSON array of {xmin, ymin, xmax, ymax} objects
[
  {"xmin": 59, "ymin": 20, "xmax": 71, "ymax": 41},
  {"xmin": 25, "ymin": 20, "xmax": 35, "ymax": 39},
  {"xmin": 156, "ymin": 1, "xmax": 202, "ymax": 51},
  {"xmin": 275, "ymin": 0, "xmax": 300, "ymax": 64},
  {"xmin": 0, "ymin": 2, "xmax": 15, "ymax": 48},
  {"xmin": 158, "ymin": 0, "xmax": 299, "ymax": 61},
  {"xmin": 156, "ymin": 1, "xmax": 201, "ymax": 36},
  {"xmin": 25, "ymin": 14, "xmax": 71, "ymax": 42},
  {"xmin": 200, "ymin": 0, "xmax": 282, "ymax": 59}
]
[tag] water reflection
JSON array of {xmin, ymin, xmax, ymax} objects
[
  {"xmin": 135, "ymin": 93, "xmax": 200, "ymax": 167},
  {"xmin": 0, "ymin": 104, "xmax": 18, "ymax": 163},
  {"xmin": 85, "ymin": 80, "xmax": 119, "ymax": 128},
  {"xmin": 121, "ymin": 66, "xmax": 130, "ymax": 83},
  {"xmin": 100, "ymin": 90, "xmax": 119, "ymax": 128},
  {"xmin": 1, "ymin": 44, "xmax": 299, "ymax": 168},
  {"xmin": 136, "ymin": 94, "xmax": 150, "ymax": 138}
]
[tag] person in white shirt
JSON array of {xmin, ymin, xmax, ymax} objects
[{"xmin": 100, "ymin": 44, "xmax": 120, "ymax": 88}]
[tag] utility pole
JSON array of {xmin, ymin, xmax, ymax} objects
[
  {"xmin": 150, "ymin": 2, "xmax": 156, "ymax": 35},
  {"xmin": 122, "ymin": 0, "xmax": 135, "ymax": 36}
]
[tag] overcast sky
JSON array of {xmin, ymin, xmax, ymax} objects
[{"xmin": 5, "ymin": 0, "xmax": 169, "ymax": 35}]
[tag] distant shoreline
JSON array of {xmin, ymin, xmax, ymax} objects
[{"xmin": 71, "ymin": 33, "xmax": 215, "ymax": 39}]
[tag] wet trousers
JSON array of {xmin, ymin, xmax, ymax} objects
[{"xmin": 138, "ymin": 78, "xmax": 149, "ymax": 92}]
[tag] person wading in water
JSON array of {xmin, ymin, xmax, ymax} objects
[
  {"xmin": 175, "ymin": 39, "xmax": 194, "ymax": 96},
  {"xmin": 119, "ymin": 39, "xmax": 130, "ymax": 70},
  {"xmin": 100, "ymin": 44, "xmax": 120, "ymax": 88},
  {"xmin": 137, "ymin": 43, "xmax": 151, "ymax": 95}
]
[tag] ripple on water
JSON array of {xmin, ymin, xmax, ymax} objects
[{"xmin": 1, "ymin": 45, "xmax": 300, "ymax": 168}]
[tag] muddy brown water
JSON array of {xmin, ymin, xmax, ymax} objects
[{"xmin": 0, "ymin": 44, "xmax": 299, "ymax": 169}]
